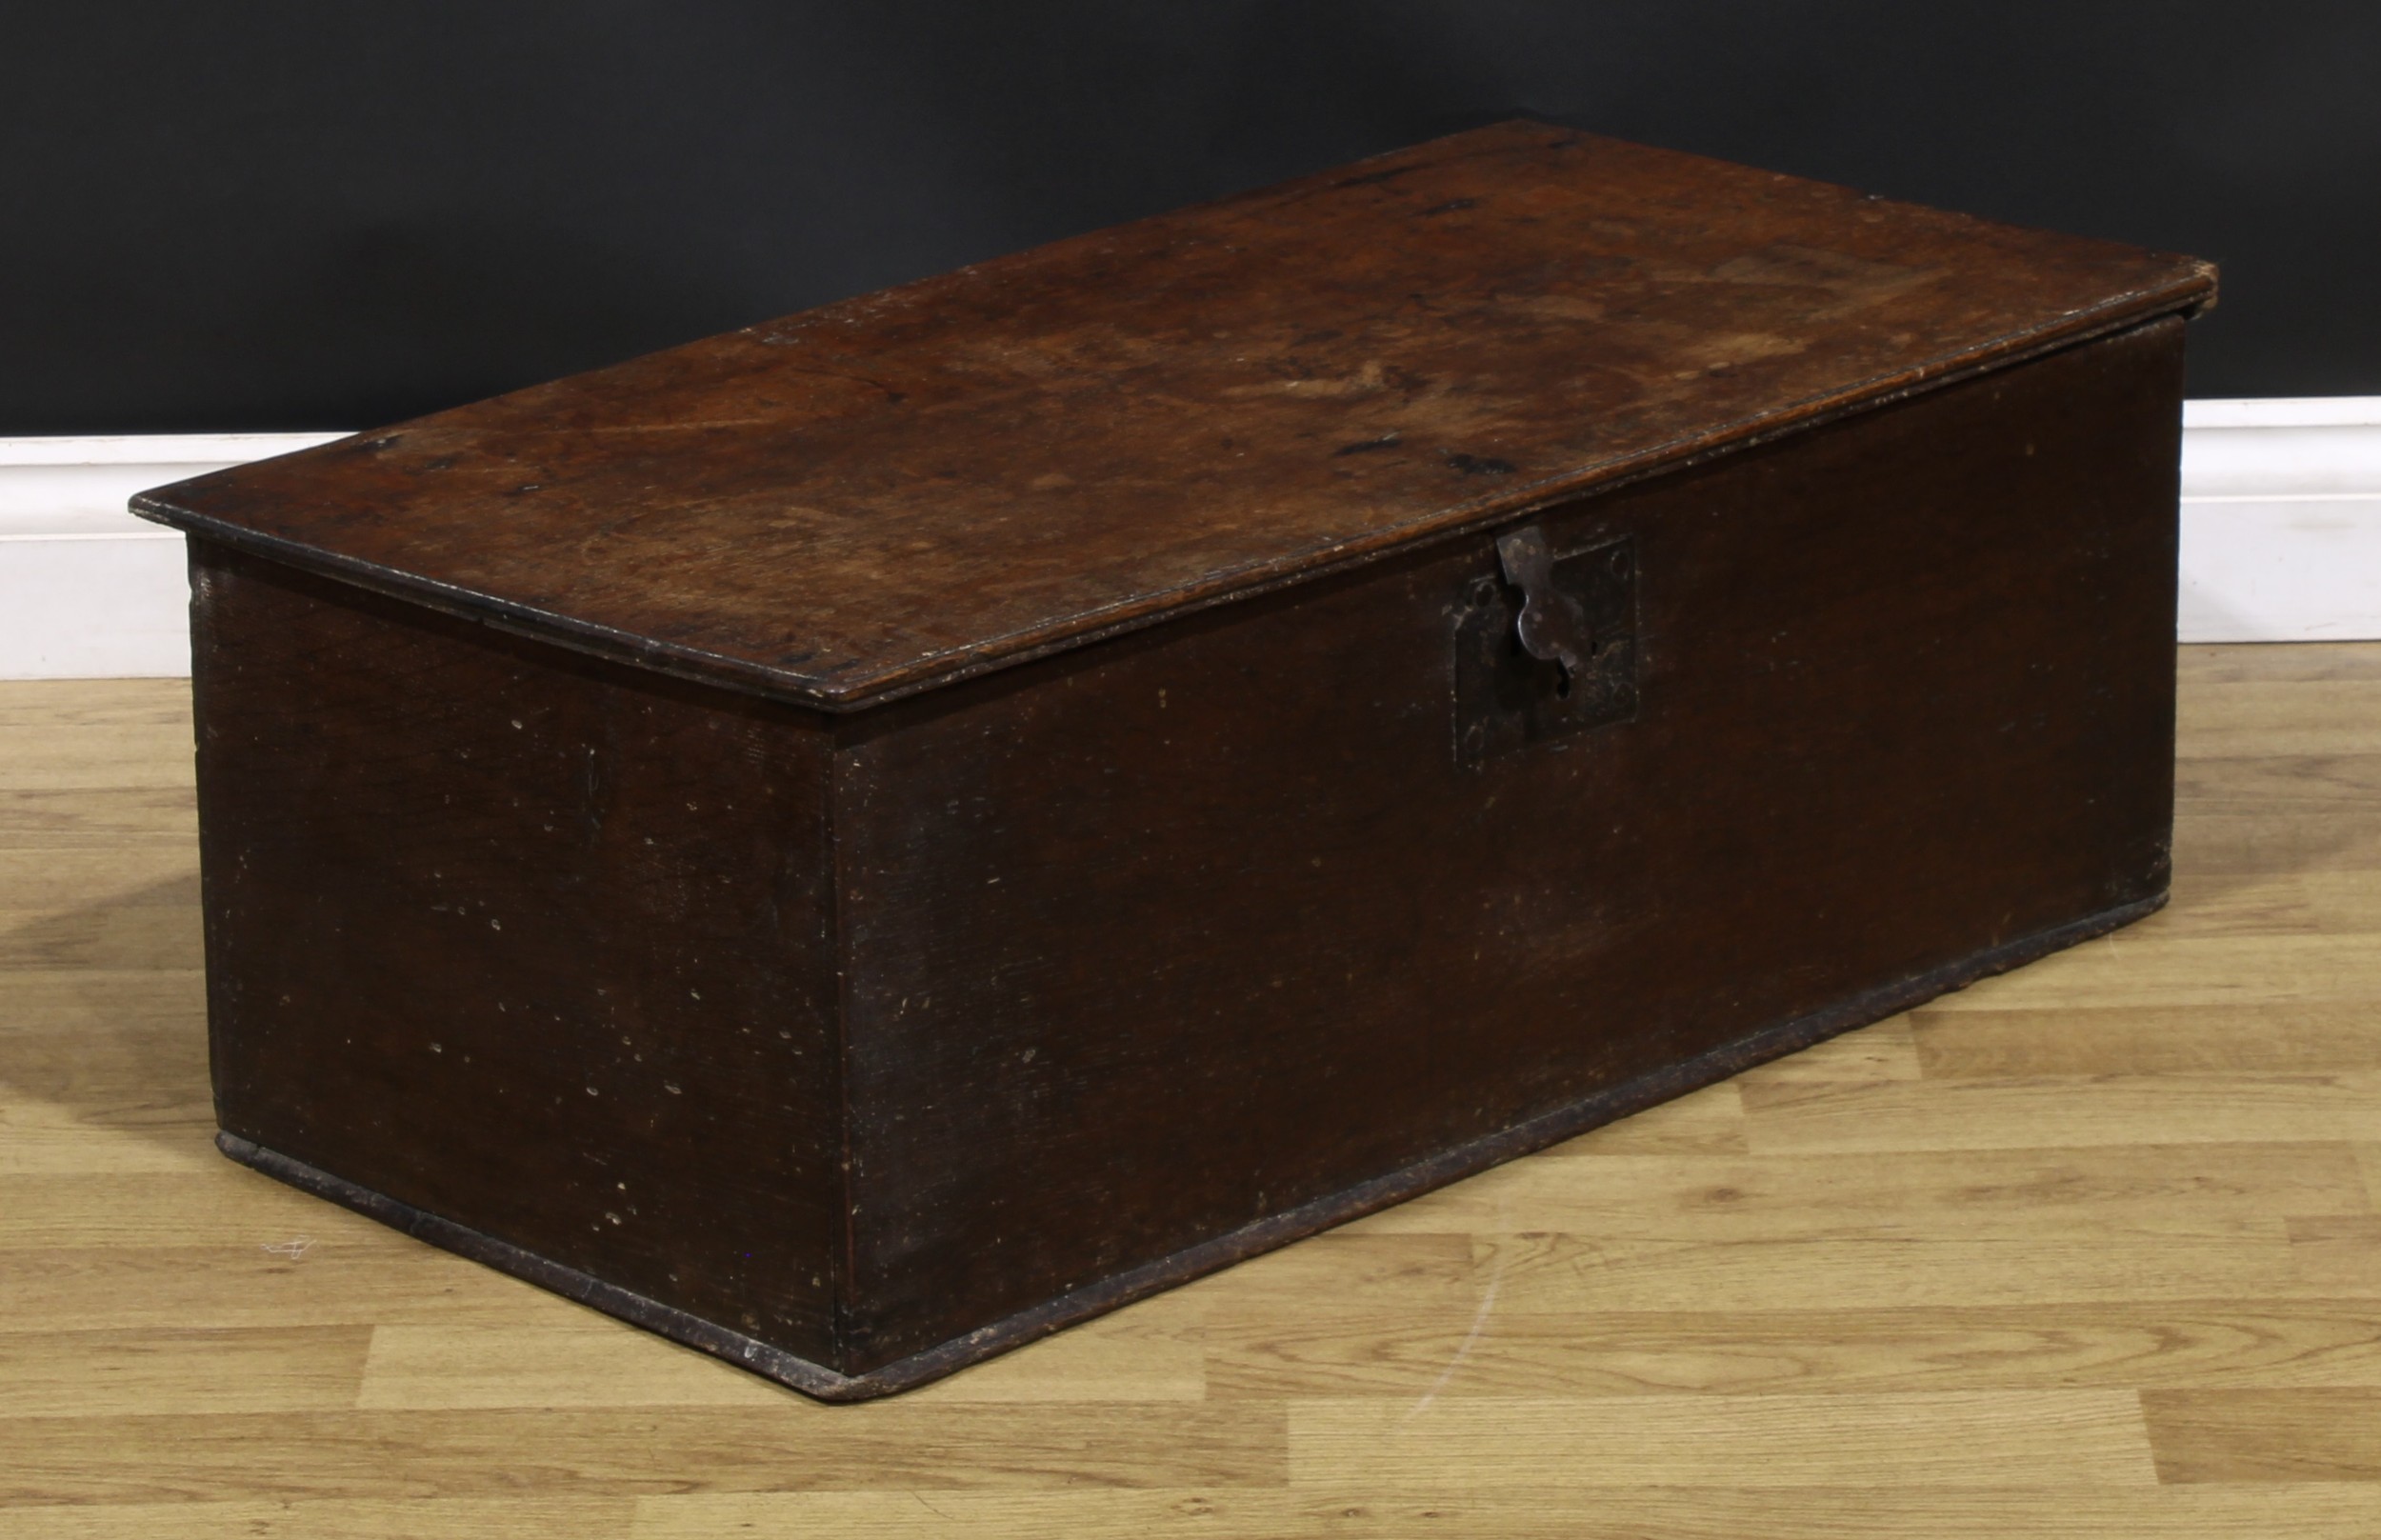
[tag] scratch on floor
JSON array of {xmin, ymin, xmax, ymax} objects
[{"xmin": 1404, "ymin": 1192, "xmax": 1511, "ymax": 1420}]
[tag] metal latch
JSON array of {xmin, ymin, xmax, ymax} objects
[
  {"xmin": 1453, "ymin": 525, "xmax": 1637, "ymax": 766},
  {"xmin": 1496, "ymin": 525, "xmax": 1598, "ymax": 688}
]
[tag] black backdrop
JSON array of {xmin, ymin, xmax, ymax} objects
[{"xmin": 6, "ymin": 1, "xmax": 2376, "ymax": 434}]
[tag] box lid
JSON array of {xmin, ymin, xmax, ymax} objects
[{"xmin": 134, "ymin": 122, "xmax": 2212, "ymax": 711}]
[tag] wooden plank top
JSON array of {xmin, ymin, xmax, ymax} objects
[{"xmin": 132, "ymin": 121, "xmax": 2213, "ymax": 710}]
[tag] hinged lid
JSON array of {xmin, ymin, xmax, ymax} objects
[{"xmin": 134, "ymin": 122, "xmax": 2212, "ymax": 711}]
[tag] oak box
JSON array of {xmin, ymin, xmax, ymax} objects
[{"xmin": 133, "ymin": 123, "xmax": 2215, "ymax": 1398}]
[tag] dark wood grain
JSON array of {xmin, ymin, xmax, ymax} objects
[
  {"xmin": 186, "ymin": 313, "xmax": 2190, "ymax": 1391},
  {"xmin": 164, "ymin": 125, "xmax": 2206, "ymax": 1397},
  {"xmin": 190, "ymin": 548, "xmax": 845, "ymax": 1364},
  {"xmin": 828, "ymin": 316, "xmax": 2187, "ymax": 1370},
  {"xmin": 131, "ymin": 122, "xmax": 2210, "ymax": 710}
]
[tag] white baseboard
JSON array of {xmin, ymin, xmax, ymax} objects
[
  {"xmin": 2178, "ymin": 398, "xmax": 2381, "ymax": 642},
  {"xmin": 0, "ymin": 434, "xmax": 343, "ymax": 678},
  {"xmin": 2, "ymin": 401, "xmax": 2376, "ymax": 679}
]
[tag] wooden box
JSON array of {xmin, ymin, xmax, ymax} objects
[{"xmin": 134, "ymin": 123, "xmax": 2213, "ymax": 1399}]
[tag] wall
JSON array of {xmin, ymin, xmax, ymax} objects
[{"xmin": 3, "ymin": 1, "xmax": 2376, "ymax": 437}]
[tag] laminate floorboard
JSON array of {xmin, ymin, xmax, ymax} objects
[{"xmin": 2, "ymin": 643, "xmax": 2376, "ymax": 1537}]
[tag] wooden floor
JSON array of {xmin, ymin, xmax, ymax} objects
[{"xmin": 4, "ymin": 644, "xmax": 2380, "ymax": 1537}]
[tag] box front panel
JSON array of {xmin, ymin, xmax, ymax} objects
[
  {"xmin": 190, "ymin": 549, "xmax": 844, "ymax": 1364},
  {"xmin": 830, "ymin": 317, "xmax": 2186, "ymax": 1371}
]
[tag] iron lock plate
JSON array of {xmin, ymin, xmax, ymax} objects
[{"xmin": 1453, "ymin": 527, "xmax": 1637, "ymax": 766}]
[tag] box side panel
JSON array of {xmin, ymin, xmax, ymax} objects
[
  {"xmin": 190, "ymin": 548, "xmax": 844, "ymax": 1365},
  {"xmin": 831, "ymin": 317, "xmax": 2186, "ymax": 1372}
]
